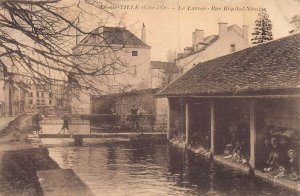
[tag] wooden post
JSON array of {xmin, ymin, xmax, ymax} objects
[
  {"xmin": 185, "ymin": 101, "xmax": 189, "ymax": 145},
  {"xmin": 249, "ymin": 99, "xmax": 256, "ymax": 169},
  {"xmin": 74, "ymin": 135, "xmax": 83, "ymax": 146},
  {"xmin": 210, "ymin": 100, "xmax": 215, "ymax": 155},
  {"xmin": 167, "ymin": 98, "xmax": 171, "ymax": 140}
]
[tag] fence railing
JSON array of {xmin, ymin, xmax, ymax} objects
[{"xmin": 40, "ymin": 113, "xmax": 167, "ymax": 133}]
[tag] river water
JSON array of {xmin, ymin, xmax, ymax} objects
[
  {"xmin": 40, "ymin": 119, "xmax": 296, "ymax": 196},
  {"xmin": 42, "ymin": 140, "xmax": 296, "ymax": 196}
]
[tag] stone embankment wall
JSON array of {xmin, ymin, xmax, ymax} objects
[{"xmin": 0, "ymin": 114, "xmax": 60, "ymax": 195}]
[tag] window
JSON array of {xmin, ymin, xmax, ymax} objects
[
  {"xmin": 41, "ymin": 92, "xmax": 44, "ymax": 98},
  {"xmin": 230, "ymin": 44, "xmax": 236, "ymax": 52},
  {"xmin": 41, "ymin": 100, "xmax": 45, "ymax": 105},
  {"xmin": 132, "ymin": 51, "xmax": 138, "ymax": 56},
  {"xmin": 49, "ymin": 100, "xmax": 52, "ymax": 105},
  {"xmin": 36, "ymin": 92, "xmax": 39, "ymax": 97},
  {"xmin": 29, "ymin": 99, "xmax": 33, "ymax": 104},
  {"xmin": 29, "ymin": 92, "xmax": 33, "ymax": 97},
  {"xmin": 37, "ymin": 99, "xmax": 40, "ymax": 105}
]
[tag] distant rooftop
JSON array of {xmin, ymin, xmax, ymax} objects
[
  {"xmin": 177, "ymin": 35, "xmax": 218, "ymax": 60},
  {"xmin": 74, "ymin": 26, "xmax": 150, "ymax": 49},
  {"xmin": 177, "ymin": 24, "xmax": 245, "ymax": 60},
  {"xmin": 157, "ymin": 34, "xmax": 300, "ymax": 97}
]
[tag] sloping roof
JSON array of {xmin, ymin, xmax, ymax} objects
[
  {"xmin": 227, "ymin": 24, "xmax": 243, "ymax": 37},
  {"xmin": 156, "ymin": 34, "xmax": 300, "ymax": 97},
  {"xmin": 177, "ymin": 35, "xmax": 218, "ymax": 60},
  {"xmin": 177, "ymin": 24, "xmax": 246, "ymax": 60},
  {"xmin": 92, "ymin": 88, "xmax": 160, "ymax": 100},
  {"xmin": 150, "ymin": 61, "xmax": 179, "ymax": 73},
  {"xmin": 77, "ymin": 26, "xmax": 150, "ymax": 49}
]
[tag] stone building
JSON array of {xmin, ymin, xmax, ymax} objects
[
  {"xmin": 71, "ymin": 24, "xmax": 151, "ymax": 114},
  {"xmin": 24, "ymin": 80, "xmax": 66, "ymax": 111},
  {"xmin": 157, "ymin": 34, "xmax": 300, "ymax": 172},
  {"xmin": 91, "ymin": 88, "xmax": 167, "ymax": 131},
  {"xmin": 176, "ymin": 23, "xmax": 250, "ymax": 73},
  {"xmin": 0, "ymin": 69, "xmax": 30, "ymax": 117}
]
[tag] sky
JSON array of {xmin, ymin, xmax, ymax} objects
[
  {"xmin": 8, "ymin": 0, "xmax": 299, "ymax": 68},
  {"xmin": 81, "ymin": 0, "xmax": 298, "ymax": 61}
]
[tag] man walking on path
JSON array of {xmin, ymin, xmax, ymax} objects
[{"xmin": 59, "ymin": 114, "xmax": 70, "ymax": 134}]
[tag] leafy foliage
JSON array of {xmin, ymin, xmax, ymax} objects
[{"xmin": 251, "ymin": 10, "xmax": 273, "ymax": 45}]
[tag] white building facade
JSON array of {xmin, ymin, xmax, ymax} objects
[
  {"xmin": 71, "ymin": 25, "xmax": 151, "ymax": 114},
  {"xmin": 177, "ymin": 23, "xmax": 250, "ymax": 72}
]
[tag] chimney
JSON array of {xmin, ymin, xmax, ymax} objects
[
  {"xmin": 218, "ymin": 22, "xmax": 228, "ymax": 38},
  {"xmin": 242, "ymin": 25, "xmax": 249, "ymax": 42},
  {"xmin": 192, "ymin": 29, "xmax": 204, "ymax": 50},
  {"xmin": 141, "ymin": 23, "xmax": 146, "ymax": 43}
]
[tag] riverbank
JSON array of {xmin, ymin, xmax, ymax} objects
[
  {"xmin": 169, "ymin": 140, "xmax": 300, "ymax": 193},
  {"xmin": 0, "ymin": 116, "xmax": 15, "ymax": 131},
  {"xmin": 0, "ymin": 113, "xmax": 60, "ymax": 196},
  {"xmin": 0, "ymin": 147, "xmax": 60, "ymax": 195}
]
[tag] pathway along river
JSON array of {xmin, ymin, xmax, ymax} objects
[{"xmin": 41, "ymin": 139, "xmax": 297, "ymax": 196}]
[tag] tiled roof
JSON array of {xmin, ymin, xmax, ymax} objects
[
  {"xmin": 156, "ymin": 34, "xmax": 300, "ymax": 97},
  {"xmin": 78, "ymin": 26, "xmax": 150, "ymax": 48}
]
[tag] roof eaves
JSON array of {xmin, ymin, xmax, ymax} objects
[
  {"xmin": 157, "ymin": 34, "xmax": 300, "ymax": 97},
  {"xmin": 176, "ymin": 35, "xmax": 218, "ymax": 60},
  {"xmin": 156, "ymin": 88, "xmax": 300, "ymax": 98}
]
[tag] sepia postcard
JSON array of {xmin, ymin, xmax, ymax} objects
[{"xmin": 0, "ymin": 0, "xmax": 299, "ymax": 195}]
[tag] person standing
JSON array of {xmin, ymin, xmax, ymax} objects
[
  {"xmin": 59, "ymin": 114, "xmax": 70, "ymax": 134},
  {"xmin": 33, "ymin": 113, "xmax": 43, "ymax": 134},
  {"xmin": 137, "ymin": 107, "xmax": 146, "ymax": 132},
  {"xmin": 130, "ymin": 105, "xmax": 139, "ymax": 133}
]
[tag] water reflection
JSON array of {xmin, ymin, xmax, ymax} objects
[{"xmin": 47, "ymin": 141, "xmax": 297, "ymax": 196}]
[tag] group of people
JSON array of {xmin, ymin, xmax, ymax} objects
[
  {"xmin": 263, "ymin": 135, "xmax": 298, "ymax": 181},
  {"xmin": 189, "ymin": 131, "xmax": 210, "ymax": 150},
  {"xmin": 12, "ymin": 113, "xmax": 43, "ymax": 142},
  {"xmin": 32, "ymin": 112, "xmax": 71, "ymax": 134},
  {"xmin": 223, "ymin": 121, "xmax": 250, "ymax": 164},
  {"xmin": 129, "ymin": 105, "xmax": 146, "ymax": 133}
]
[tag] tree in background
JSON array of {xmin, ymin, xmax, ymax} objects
[
  {"xmin": 160, "ymin": 50, "xmax": 183, "ymax": 87},
  {"xmin": 251, "ymin": 10, "xmax": 273, "ymax": 45},
  {"xmin": 289, "ymin": 14, "xmax": 300, "ymax": 34},
  {"xmin": 0, "ymin": 0, "xmax": 126, "ymax": 95},
  {"xmin": 166, "ymin": 50, "xmax": 177, "ymax": 63}
]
